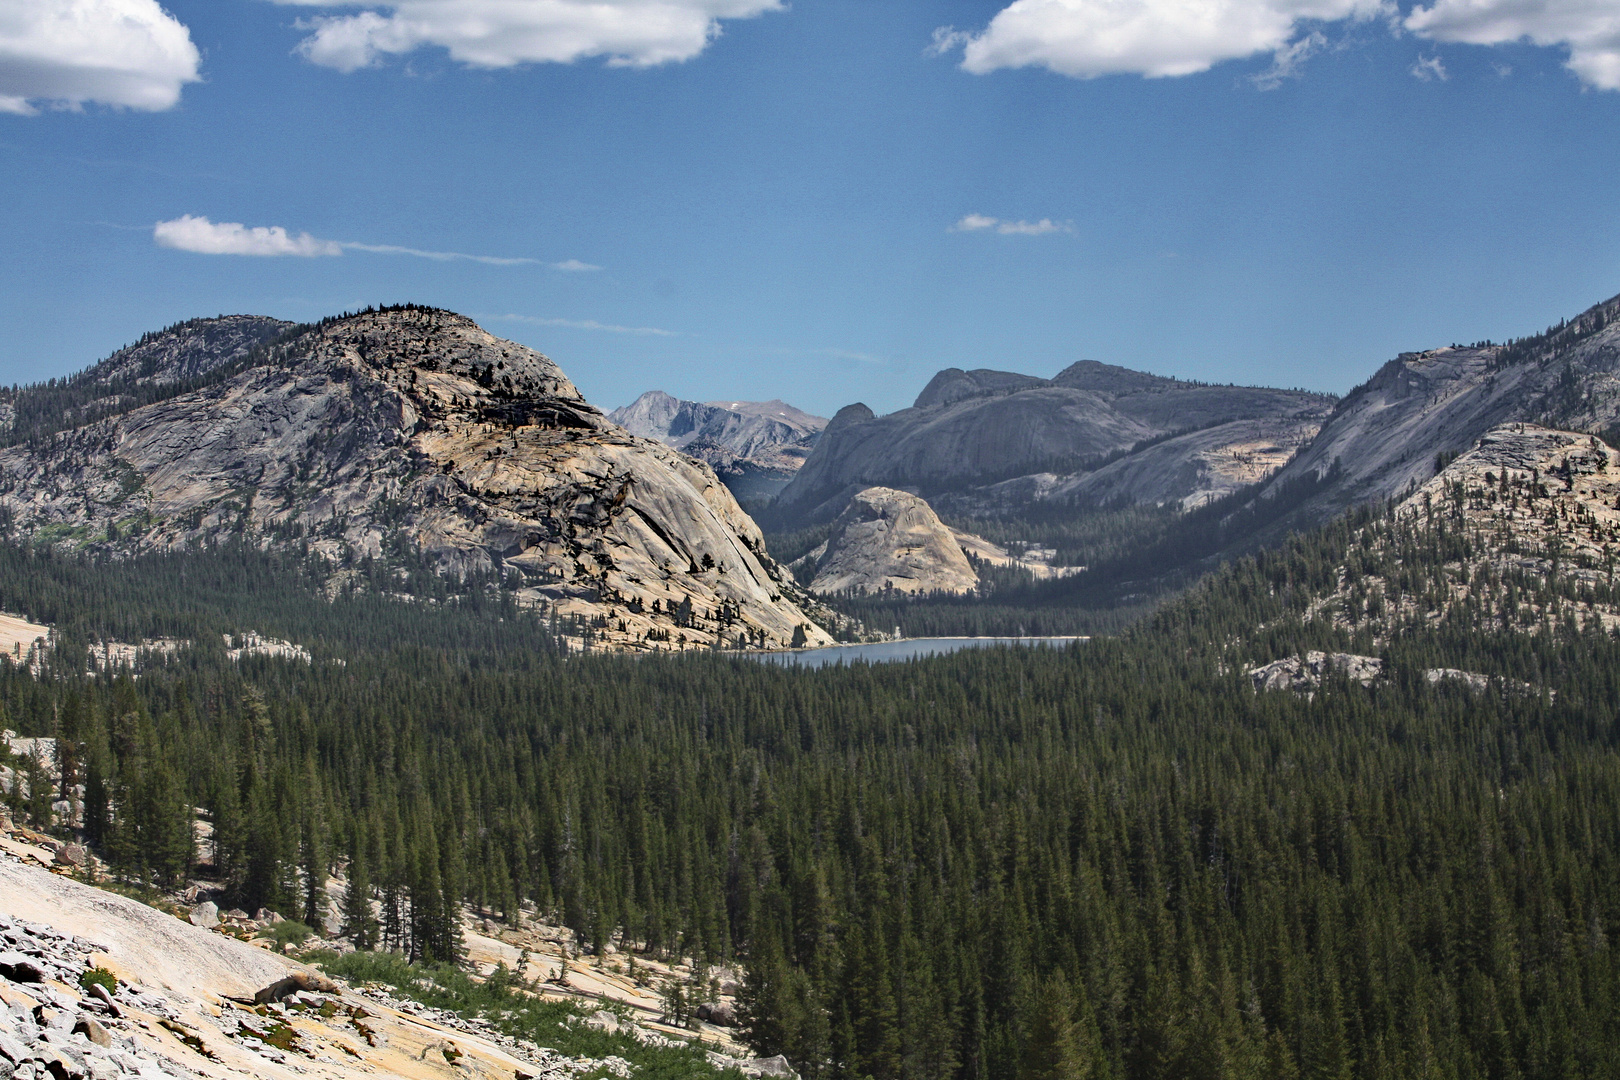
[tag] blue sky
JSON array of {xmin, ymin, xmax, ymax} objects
[{"xmin": 4, "ymin": 0, "xmax": 1620, "ymax": 417}]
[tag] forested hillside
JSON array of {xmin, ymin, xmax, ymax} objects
[{"xmin": 2, "ymin": 486, "xmax": 1619, "ymax": 1078}]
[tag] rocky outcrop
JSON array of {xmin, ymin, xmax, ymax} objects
[
  {"xmin": 609, "ymin": 392, "xmax": 827, "ymax": 502},
  {"xmin": 773, "ymin": 361, "xmax": 1332, "ymax": 524},
  {"xmin": 804, "ymin": 488, "xmax": 980, "ymax": 595},
  {"xmin": 1292, "ymin": 423, "xmax": 1620, "ymax": 646},
  {"xmin": 0, "ymin": 307, "xmax": 832, "ymax": 652},
  {"xmin": 1248, "ymin": 651, "xmax": 1384, "ymax": 693}
]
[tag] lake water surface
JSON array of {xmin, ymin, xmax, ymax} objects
[{"xmin": 758, "ymin": 636, "xmax": 1086, "ymax": 669}]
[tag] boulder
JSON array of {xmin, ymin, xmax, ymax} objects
[
  {"xmin": 51, "ymin": 844, "xmax": 86, "ymax": 869},
  {"xmin": 188, "ymin": 901, "xmax": 220, "ymax": 929},
  {"xmin": 746, "ymin": 1055, "xmax": 800, "ymax": 1080},
  {"xmin": 697, "ymin": 1001, "xmax": 735, "ymax": 1026},
  {"xmin": 72, "ymin": 1016, "xmax": 112, "ymax": 1047},
  {"xmin": 253, "ymin": 970, "xmax": 338, "ymax": 1004},
  {"xmin": 0, "ymin": 952, "xmax": 43, "ymax": 983}
]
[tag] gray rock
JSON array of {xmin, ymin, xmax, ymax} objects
[
  {"xmin": 807, "ymin": 488, "xmax": 979, "ymax": 596},
  {"xmin": 49, "ymin": 846, "xmax": 85, "ymax": 870},
  {"xmin": 71, "ymin": 1018, "xmax": 110, "ymax": 1048},
  {"xmin": 186, "ymin": 902, "xmax": 218, "ymax": 929},
  {"xmin": 0, "ymin": 953, "xmax": 43, "ymax": 984},
  {"xmin": 1248, "ymin": 652, "xmax": 1384, "ymax": 694},
  {"xmin": 1264, "ymin": 292, "xmax": 1620, "ymax": 527},
  {"xmin": 746, "ymin": 1054, "xmax": 800, "ymax": 1080}
]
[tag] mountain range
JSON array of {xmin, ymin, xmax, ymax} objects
[
  {"xmin": 770, "ymin": 361, "xmax": 1334, "ymax": 525},
  {"xmin": 608, "ymin": 391, "xmax": 827, "ymax": 504}
]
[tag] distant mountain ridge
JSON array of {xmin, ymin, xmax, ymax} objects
[
  {"xmin": 773, "ymin": 359, "xmax": 1334, "ymax": 524},
  {"xmin": 609, "ymin": 390, "xmax": 827, "ymax": 502}
]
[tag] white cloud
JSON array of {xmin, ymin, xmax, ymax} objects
[
  {"xmin": 951, "ymin": 214, "xmax": 1072, "ymax": 235},
  {"xmin": 488, "ymin": 313, "xmax": 676, "ymax": 335},
  {"xmin": 553, "ymin": 258, "xmax": 602, "ymax": 271},
  {"xmin": 154, "ymin": 215, "xmax": 342, "ymax": 257},
  {"xmin": 934, "ymin": 0, "xmax": 1387, "ymax": 80},
  {"xmin": 155, "ymin": 215, "xmax": 551, "ymax": 263},
  {"xmin": 0, "ymin": 0, "xmax": 200, "ymax": 114},
  {"xmin": 1405, "ymin": 0, "xmax": 1620, "ymax": 90},
  {"xmin": 1410, "ymin": 53, "xmax": 1448, "ymax": 80},
  {"xmin": 272, "ymin": 0, "xmax": 782, "ymax": 72},
  {"xmin": 950, "ymin": 213, "xmax": 1001, "ymax": 232},
  {"xmin": 1251, "ymin": 29, "xmax": 1326, "ymax": 88}
]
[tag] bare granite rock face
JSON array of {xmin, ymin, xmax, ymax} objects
[
  {"xmin": 1265, "ymin": 292, "xmax": 1620, "ymax": 519},
  {"xmin": 804, "ymin": 488, "xmax": 980, "ymax": 596},
  {"xmin": 0, "ymin": 307, "xmax": 832, "ymax": 652},
  {"xmin": 609, "ymin": 392, "xmax": 827, "ymax": 502},
  {"xmin": 773, "ymin": 362, "xmax": 1333, "ymax": 525}
]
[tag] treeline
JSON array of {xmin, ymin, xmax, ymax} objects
[{"xmin": 0, "ymin": 514, "xmax": 1618, "ymax": 1077}]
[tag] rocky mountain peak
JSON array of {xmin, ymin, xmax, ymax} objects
[
  {"xmin": 913, "ymin": 368, "xmax": 1049, "ymax": 409},
  {"xmin": 314, "ymin": 307, "xmax": 587, "ymax": 405},
  {"xmin": 0, "ymin": 308, "xmax": 834, "ymax": 652}
]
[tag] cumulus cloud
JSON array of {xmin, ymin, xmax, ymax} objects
[
  {"xmin": 154, "ymin": 215, "xmax": 342, "ymax": 257},
  {"xmin": 951, "ymin": 214, "xmax": 1072, "ymax": 235},
  {"xmin": 0, "ymin": 0, "xmax": 201, "ymax": 114},
  {"xmin": 933, "ymin": 0, "xmax": 1387, "ymax": 80},
  {"xmin": 272, "ymin": 0, "xmax": 782, "ymax": 72},
  {"xmin": 1405, "ymin": 0, "xmax": 1620, "ymax": 90}
]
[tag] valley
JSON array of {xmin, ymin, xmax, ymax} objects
[{"xmin": 4, "ymin": 292, "xmax": 1620, "ymax": 1080}]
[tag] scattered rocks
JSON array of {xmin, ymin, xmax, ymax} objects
[
  {"xmin": 1248, "ymin": 651, "xmax": 1384, "ymax": 694},
  {"xmin": 0, "ymin": 914, "xmax": 191, "ymax": 1079}
]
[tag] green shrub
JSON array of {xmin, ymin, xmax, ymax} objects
[{"xmin": 79, "ymin": 966, "xmax": 118, "ymax": 995}]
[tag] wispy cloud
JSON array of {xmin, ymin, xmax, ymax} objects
[
  {"xmin": 153, "ymin": 216, "xmax": 582, "ymax": 265},
  {"xmin": 1410, "ymin": 54, "xmax": 1448, "ymax": 81},
  {"xmin": 154, "ymin": 215, "xmax": 341, "ymax": 257},
  {"xmin": 552, "ymin": 259, "xmax": 603, "ymax": 272},
  {"xmin": 1251, "ymin": 30, "xmax": 1326, "ymax": 89},
  {"xmin": 487, "ymin": 313, "xmax": 677, "ymax": 336},
  {"xmin": 342, "ymin": 242, "xmax": 538, "ymax": 265},
  {"xmin": 951, "ymin": 214, "xmax": 1073, "ymax": 236}
]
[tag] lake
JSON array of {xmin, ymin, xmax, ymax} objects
[{"xmin": 756, "ymin": 636, "xmax": 1087, "ymax": 668}]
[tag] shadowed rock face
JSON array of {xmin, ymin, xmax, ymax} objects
[
  {"xmin": 806, "ymin": 487, "xmax": 979, "ymax": 596},
  {"xmin": 0, "ymin": 308, "xmax": 831, "ymax": 651},
  {"xmin": 1262, "ymin": 292, "xmax": 1620, "ymax": 520},
  {"xmin": 773, "ymin": 361, "xmax": 1333, "ymax": 524}
]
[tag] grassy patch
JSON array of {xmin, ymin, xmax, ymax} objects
[{"xmin": 318, "ymin": 951, "xmax": 739, "ymax": 1080}]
